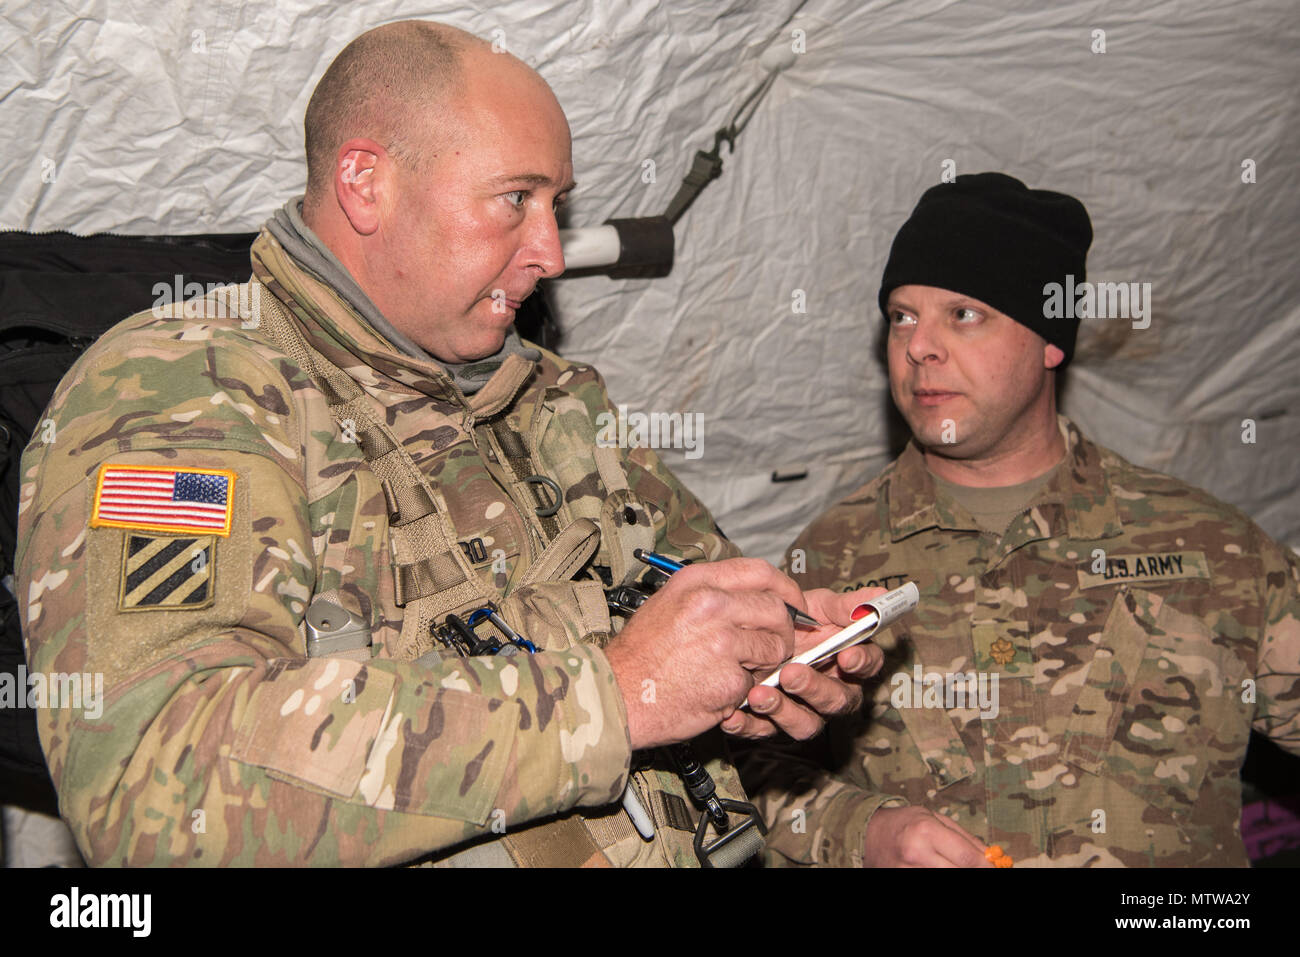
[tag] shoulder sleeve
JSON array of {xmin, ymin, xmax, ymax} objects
[
  {"xmin": 781, "ymin": 483, "xmax": 883, "ymax": 591},
  {"xmin": 736, "ymin": 725, "xmax": 907, "ymax": 867},
  {"xmin": 783, "ymin": 514, "xmax": 847, "ymax": 591},
  {"xmin": 17, "ymin": 322, "xmax": 630, "ymax": 866},
  {"xmin": 1253, "ymin": 531, "xmax": 1300, "ymax": 756}
]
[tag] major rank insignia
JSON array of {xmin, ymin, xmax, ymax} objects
[{"xmin": 119, "ymin": 534, "xmax": 215, "ymax": 611}]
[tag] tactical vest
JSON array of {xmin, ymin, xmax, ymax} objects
[{"xmin": 251, "ymin": 282, "xmax": 761, "ymax": 867}]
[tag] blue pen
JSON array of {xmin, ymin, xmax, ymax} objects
[{"xmin": 632, "ymin": 548, "xmax": 820, "ymax": 627}]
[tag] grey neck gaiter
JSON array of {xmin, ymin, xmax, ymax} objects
[{"xmin": 265, "ymin": 197, "xmax": 539, "ymax": 395}]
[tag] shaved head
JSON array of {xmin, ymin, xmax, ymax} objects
[
  {"xmin": 300, "ymin": 20, "xmax": 573, "ymax": 363},
  {"xmin": 303, "ymin": 21, "xmax": 482, "ymax": 215}
]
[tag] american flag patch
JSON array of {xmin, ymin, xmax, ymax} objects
[{"xmin": 91, "ymin": 465, "xmax": 236, "ymax": 537}]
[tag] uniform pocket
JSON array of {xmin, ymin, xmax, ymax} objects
[
  {"xmin": 534, "ymin": 393, "xmax": 604, "ymax": 524},
  {"xmin": 597, "ymin": 489, "xmax": 656, "ymax": 586},
  {"xmin": 860, "ymin": 677, "xmax": 977, "ymax": 795},
  {"xmin": 307, "ymin": 466, "xmax": 396, "ymax": 648},
  {"xmin": 232, "ymin": 657, "xmax": 395, "ymax": 799},
  {"xmin": 497, "ymin": 579, "xmax": 614, "ymax": 652},
  {"xmin": 1063, "ymin": 586, "xmax": 1243, "ymax": 809}
]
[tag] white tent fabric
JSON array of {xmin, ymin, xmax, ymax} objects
[{"xmin": 4, "ymin": 0, "xmax": 1297, "ymax": 562}]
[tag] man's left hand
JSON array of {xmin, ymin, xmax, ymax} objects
[{"xmin": 720, "ymin": 586, "xmax": 886, "ymax": 740}]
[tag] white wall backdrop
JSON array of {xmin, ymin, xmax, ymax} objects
[{"xmin": 4, "ymin": 0, "xmax": 1297, "ymax": 561}]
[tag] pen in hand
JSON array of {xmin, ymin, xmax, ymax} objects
[{"xmin": 631, "ymin": 549, "xmax": 821, "ymax": 628}]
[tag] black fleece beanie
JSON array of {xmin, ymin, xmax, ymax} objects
[{"xmin": 877, "ymin": 172, "xmax": 1092, "ymax": 366}]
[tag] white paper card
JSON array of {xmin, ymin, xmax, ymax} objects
[{"xmin": 753, "ymin": 581, "xmax": 919, "ymax": 691}]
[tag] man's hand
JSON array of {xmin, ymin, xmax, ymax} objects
[
  {"xmin": 604, "ymin": 558, "xmax": 802, "ymax": 751},
  {"xmin": 719, "ymin": 586, "xmax": 887, "ymax": 740},
  {"xmin": 863, "ymin": 806, "xmax": 993, "ymax": 867}
]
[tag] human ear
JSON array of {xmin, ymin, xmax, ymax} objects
[{"xmin": 333, "ymin": 139, "xmax": 385, "ymax": 236}]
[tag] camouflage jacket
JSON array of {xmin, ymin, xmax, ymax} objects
[
  {"xmin": 15, "ymin": 227, "xmax": 742, "ymax": 866},
  {"xmin": 739, "ymin": 418, "xmax": 1300, "ymax": 867}
]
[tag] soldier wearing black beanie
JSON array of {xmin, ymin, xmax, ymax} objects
[
  {"xmin": 878, "ymin": 172, "xmax": 1092, "ymax": 366},
  {"xmin": 737, "ymin": 171, "xmax": 1300, "ymax": 873}
]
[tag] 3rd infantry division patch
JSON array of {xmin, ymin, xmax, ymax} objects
[{"xmin": 119, "ymin": 534, "xmax": 216, "ymax": 611}]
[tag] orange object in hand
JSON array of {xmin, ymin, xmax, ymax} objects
[{"xmin": 984, "ymin": 844, "xmax": 1013, "ymax": 867}]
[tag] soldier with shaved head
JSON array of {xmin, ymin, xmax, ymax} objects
[
  {"xmin": 15, "ymin": 21, "xmax": 883, "ymax": 867},
  {"xmin": 739, "ymin": 173, "xmax": 1300, "ymax": 868}
]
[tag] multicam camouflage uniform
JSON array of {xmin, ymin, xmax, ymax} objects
[
  {"xmin": 15, "ymin": 227, "xmax": 748, "ymax": 866},
  {"xmin": 740, "ymin": 418, "xmax": 1300, "ymax": 867}
]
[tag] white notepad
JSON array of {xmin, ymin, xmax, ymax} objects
[{"xmin": 754, "ymin": 581, "xmax": 919, "ymax": 691}]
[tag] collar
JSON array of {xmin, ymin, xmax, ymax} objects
[
  {"xmin": 886, "ymin": 416, "xmax": 1123, "ymax": 543},
  {"xmin": 250, "ymin": 225, "xmax": 538, "ymax": 409}
]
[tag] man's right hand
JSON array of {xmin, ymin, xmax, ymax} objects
[
  {"xmin": 603, "ymin": 558, "xmax": 799, "ymax": 751},
  {"xmin": 863, "ymin": 806, "xmax": 994, "ymax": 867}
]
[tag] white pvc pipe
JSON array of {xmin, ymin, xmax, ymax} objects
[{"xmin": 559, "ymin": 225, "xmax": 621, "ymax": 269}]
